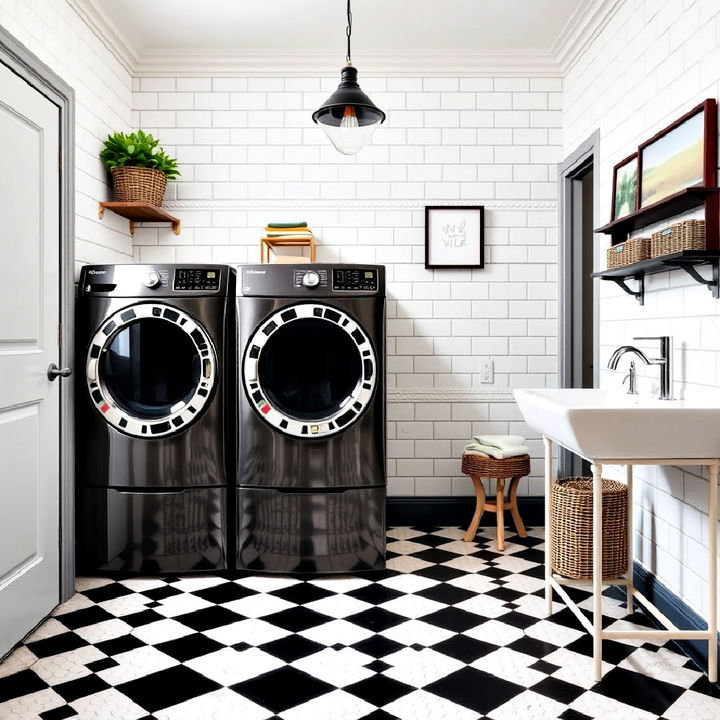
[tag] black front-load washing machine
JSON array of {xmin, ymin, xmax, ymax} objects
[
  {"xmin": 75, "ymin": 264, "xmax": 232, "ymax": 573},
  {"xmin": 235, "ymin": 263, "xmax": 386, "ymax": 574}
]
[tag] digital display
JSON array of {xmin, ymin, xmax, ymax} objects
[
  {"xmin": 174, "ymin": 268, "xmax": 221, "ymax": 291},
  {"xmin": 333, "ymin": 268, "xmax": 377, "ymax": 291}
]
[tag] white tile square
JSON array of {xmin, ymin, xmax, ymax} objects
[
  {"xmin": 206, "ymin": 619, "xmax": 291, "ymax": 646},
  {"xmin": 98, "ymin": 594, "xmax": 153, "ymax": 618},
  {"xmin": 186, "ymin": 647, "xmax": 284, "ymax": 686},
  {"xmin": 299, "ymin": 619, "xmax": 374, "ymax": 647},
  {"xmin": 308, "ymin": 577, "xmax": 373, "ymax": 594},
  {"xmin": 291, "ymin": 647, "xmax": 375, "ymax": 687},
  {"xmin": 381, "ymin": 620, "xmax": 454, "ymax": 647},
  {"xmin": 70, "ymin": 688, "xmax": 147, "ymax": 719},
  {"xmin": 570, "ymin": 689, "xmax": 657, "ymax": 720},
  {"xmin": 74, "ymin": 619, "xmax": 133, "ymax": 644},
  {"xmin": 524, "ymin": 619, "xmax": 584, "ymax": 647},
  {"xmin": 156, "ymin": 688, "xmax": 272, "ymax": 720},
  {"xmin": 155, "ymin": 593, "xmax": 215, "ymax": 618},
  {"xmin": 281, "ymin": 689, "xmax": 375, "ymax": 720},
  {"xmin": 455, "ymin": 594, "xmax": 510, "ymax": 619},
  {"xmin": 618, "ymin": 647, "xmax": 701, "ymax": 688},
  {"xmin": 387, "ymin": 528, "xmax": 427, "ymax": 540},
  {"xmin": 383, "ymin": 647, "xmax": 464, "ymax": 687},
  {"xmin": 0, "ymin": 689, "xmax": 65, "ymax": 718},
  {"xmin": 170, "ymin": 576, "xmax": 227, "ymax": 593},
  {"xmin": 487, "ymin": 689, "xmax": 567, "ymax": 720},
  {"xmin": 378, "ymin": 575, "xmax": 439, "ymax": 594},
  {"xmin": 465, "ymin": 619, "xmax": 525, "ymax": 646},
  {"xmin": 379, "ymin": 595, "xmax": 445, "ymax": 619},
  {"xmin": 304, "ymin": 594, "xmax": 373, "ymax": 619},
  {"xmin": 97, "ymin": 646, "xmax": 179, "ymax": 685},
  {"xmin": 383, "ymin": 689, "xmax": 478, "ymax": 720},
  {"xmin": 472, "ymin": 648, "xmax": 546, "ymax": 687},
  {"xmin": 235, "ymin": 576, "xmax": 301, "ymax": 593},
  {"xmin": 385, "ymin": 556, "xmax": 435, "ymax": 574},
  {"xmin": 386, "ymin": 540, "xmax": 429, "ymax": 555},
  {"xmin": 222, "ymin": 593, "xmax": 297, "ymax": 619},
  {"xmin": 131, "ymin": 618, "xmax": 195, "ymax": 645},
  {"xmin": 664, "ymin": 689, "xmax": 720, "ymax": 720},
  {"xmin": 32, "ymin": 645, "xmax": 106, "ymax": 685}
]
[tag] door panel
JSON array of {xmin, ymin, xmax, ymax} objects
[{"xmin": 0, "ymin": 60, "xmax": 60, "ymax": 657}]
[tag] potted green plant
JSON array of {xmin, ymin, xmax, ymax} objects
[{"xmin": 100, "ymin": 129, "xmax": 180, "ymax": 206}]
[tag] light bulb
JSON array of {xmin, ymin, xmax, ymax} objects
[{"xmin": 340, "ymin": 105, "xmax": 359, "ymax": 129}]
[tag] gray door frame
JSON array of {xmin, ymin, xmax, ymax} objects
[
  {"xmin": 0, "ymin": 26, "xmax": 76, "ymax": 601},
  {"xmin": 558, "ymin": 130, "xmax": 600, "ymax": 477}
]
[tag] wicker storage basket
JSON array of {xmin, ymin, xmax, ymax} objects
[
  {"xmin": 461, "ymin": 453, "xmax": 531, "ymax": 479},
  {"xmin": 551, "ymin": 476, "xmax": 628, "ymax": 580},
  {"xmin": 606, "ymin": 236, "xmax": 650, "ymax": 270},
  {"xmin": 650, "ymin": 219, "xmax": 705, "ymax": 257},
  {"xmin": 111, "ymin": 166, "xmax": 167, "ymax": 205}
]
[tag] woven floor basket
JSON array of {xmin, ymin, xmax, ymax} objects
[
  {"xmin": 461, "ymin": 453, "xmax": 531, "ymax": 478},
  {"xmin": 551, "ymin": 477, "xmax": 628, "ymax": 580},
  {"xmin": 111, "ymin": 166, "xmax": 167, "ymax": 205}
]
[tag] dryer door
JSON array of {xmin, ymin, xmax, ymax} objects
[
  {"xmin": 243, "ymin": 303, "xmax": 377, "ymax": 438},
  {"xmin": 86, "ymin": 303, "xmax": 217, "ymax": 438}
]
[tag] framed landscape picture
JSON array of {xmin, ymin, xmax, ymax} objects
[
  {"xmin": 639, "ymin": 99, "xmax": 717, "ymax": 208},
  {"xmin": 425, "ymin": 205, "xmax": 484, "ymax": 269},
  {"xmin": 611, "ymin": 153, "xmax": 638, "ymax": 220}
]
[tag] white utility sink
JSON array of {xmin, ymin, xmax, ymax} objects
[{"xmin": 514, "ymin": 388, "xmax": 720, "ymax": 459}]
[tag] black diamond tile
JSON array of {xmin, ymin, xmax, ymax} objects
[
  {"xmin": 432, "ymin": 635, "xmax": 497, "ymax": 663},
  {"xmin": 564, "ymin": 635, "xmax": 636, "ymax": 665},
  {"xmin": 508, "ymin": 635, "xmax": 560, "ymax": 659},
  {"xmin": 347, "ymin": 584, "xmax": 404, "ymax": 606},
  {"xmin": 426, "ymin": 667, "xmax": 524, "ymax": 714},
  {"xmin": 593, "ymin": 667, "xmax": 685, "ymax": 716},
  {"xmin": 410, "ymin": 548, "xmax": 460, "ymax": 564},
  {"xmin": 690, "ymin": 675, "xmax": 720, "ymax": 698},
  {"xmin": 358, "ymin": 711, "xmax": 398, "ymax": 720},
  {"xmin": 155, "ymin": 633, "xmax": 226, "ymax": 662},
  {"xmin": 232, "ymin": 642, "xmax": 252, "ymax": 652},
  {"xmin": 0, "ymin": 669, "xmax": 48, "ymax": 702},
  {"xmin": 414, "ymin": 565, "xmax": 465, "ymax": 582},
  {"xmin": 261, "ymin": 606, "xmax": 332, "ymax": 632},
  {"xmin": 82, "ymin": 583, "xmax": 134, "ymax": 603},
  {"xmin": 532, "ymin": 676, "xmax": 586, "ymax": 704},
  {"xmin": 39, "ymin": 706, "xmax": 77, "ymax": 720},
  {"xmin": 146, "ymin": 601, "xmax": 161, "ymax": 608},
  {"xmin": 231, "ymin": 667, "xmax": 334, "ymax": 713},
  {"xmin": 193, "ymin": 582, "xmax": 256, "ymax": 605},
  {"xmin": 351, "ymin": 635, "xmax": 405, "ymax": 659},
  {"xmin": 54, "ymin": 605, "xmax": 115, "ymax": 630},
  {"xmin": 94, "ymin": 634, "xmax": 145, "ymax": 656},
  {"xmin": 486, "ymin": 586, "xmax": 525, "ymax": 603},
  {"xmin": 269, "ymin": 582, "xmax": 335, "ymax": 605},
  {"xmin": 139, "ymin": 585, "xmax": 183, "ymax": 601},
  {"xmin": 415, "ymin": 583, "xmax": 475, "ymax": 605},
  {"xmin": 344, "ymin": 674, "xmax": 415, "ymax": 706},
  {"xmin": 497, "ymin": 610, "xmax": 538, "ymax": 630},
  {"xmin": 477, "ymin": 565, "xmax": 512, "ymax": 580},
  {"xmin": 558, "ymin": 710, "xmax": 593, "ymax": 720},
  {"xmin": 331, "ymin": 643, "xmax": 345, "ymax": 651},
  {"xmin": 121, "ymin": 609, "xmax": 166, "ymax": 628},
  {"xmin": 365, "ymin": 659, "xmax": 392, "ymax": 672},
  {"xmin": 346, "ymin": 607, "xmax": 406, "ymax": 632},
  {"xmin": 528, "ymin": 659, "xmax": 562, "ymax": 675},
  {"xmin": 85, "ymin": 657, "xmax": 118, "ymax": 672},
  {"xmin": 421, "ymin": 607, "xmax": 481, "ymax": 633},
  {"xmin": 53, "ymin": 674, "xmax": 110, "ymax": 703},
  {"xmin": 173, "ymin": 605, "xmax": 244, "ymax": 631},
  {"xmin": 260, "ymin": 635, "xmax": 326, "ymax": 662},
  {"xmin": 118, "ymin": 666, "xmax": 221, "ymax": 713},
  {"xmin": 26, "ymin": 632, "xmax": 88, "ymax": 658}
]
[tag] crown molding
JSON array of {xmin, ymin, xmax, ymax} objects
[
  {"xmin": 388, "ymin": 389, "xmax": 515, "ymax": 403},
  {"xmin": 551, "ymin": 0, "xmax": 622, "ymax": 74},
  {"xmin": 66, "ymin": 0, "xmax": 140, "ymax": 73}
]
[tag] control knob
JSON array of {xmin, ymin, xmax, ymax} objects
[
  {"xmin": 144, "ymin": 271, "xmax": 161, "ymax": 289},
  {"xmin": 302, "ymin": 271, "xmax": 320, "ymax": 288}
]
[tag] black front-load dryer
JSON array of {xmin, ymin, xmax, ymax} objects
[
  {"xmin": 235, "ymin": 263, "xmax": 386, "ymax": 574},
  {"xmin": 75, "ymin": 264, "xmax": 232, "ymax": 573}
]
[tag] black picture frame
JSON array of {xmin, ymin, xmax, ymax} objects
[{"xmin": 424, "ymin": 205, "xmax": 485, "ymax": 269}]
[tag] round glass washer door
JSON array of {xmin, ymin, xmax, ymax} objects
[
  {"xmin": 243, "ymin": 303, "xmax": 377, "ymax": 438},
  {"xmin": 86, "ymin": 303, "xmax": 217, "ymax": 438}
]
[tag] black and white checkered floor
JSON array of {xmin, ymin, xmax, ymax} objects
[{"xmin": 1, "ymin": 527, "xmax": 719, "ymax": 719}]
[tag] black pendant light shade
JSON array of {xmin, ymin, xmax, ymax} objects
[{"xmin": 312, "ymin": 0, "xmax": 386, "ymax": 155}]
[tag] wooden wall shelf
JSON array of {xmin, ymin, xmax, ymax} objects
[{"xmin": 98, "ymin": 201, "xmax": 181, "ymax": 236}]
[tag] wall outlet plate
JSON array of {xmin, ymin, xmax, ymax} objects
[{"xmin": 480, "ymin": 359, "xmax": 494, "ymax": 384}]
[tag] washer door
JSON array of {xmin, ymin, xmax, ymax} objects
[
  {"xmin": 243, "ymin": 303, "xmax": 376, "ymax": 438},
  {"xmin": 86, "ymin": 303, "xmax": 217, "ymax": 438}
]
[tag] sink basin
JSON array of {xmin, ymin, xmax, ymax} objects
[{"xmin": 514, "ymin": 388, "xmax": 720, "ymax": 460}]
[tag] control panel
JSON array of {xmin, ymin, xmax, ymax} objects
[
  {"xmin": 294, "ymin": 268, "xmax": 328, "ymax": 289},
  {"xmin": 174, "ymin": 268, "xmax": 220, "ymax": 291},
  {"xmin": 333, "ymin": 268, "xmax": 378, "ymax": 292}
]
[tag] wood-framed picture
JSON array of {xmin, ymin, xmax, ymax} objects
[
  {"xmin": 638, "ymin": 98, "xmax": 718, "ymax": 209},
  {"xmin": 611, "ymin": 152, "xmax": 638, "ymax": 220},
  {"xmin": 424, "ymin": 205, "xmax": 484, "ymax": 269}
]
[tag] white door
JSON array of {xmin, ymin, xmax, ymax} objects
[{"xmin": 0, "ymin": 60, "xmax": 61, "ymax": 657}]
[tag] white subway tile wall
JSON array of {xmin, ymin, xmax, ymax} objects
[
  {"xmin": 130, "ymin": 74, "xmax": 562, "ymax": 497},
  {"xmin": 564, "ymin": 0, "xmax": 720, "ymax": 620},
  {"xmin": 0, "ymin": 0, "xmax": 135, "ymax": 271}
]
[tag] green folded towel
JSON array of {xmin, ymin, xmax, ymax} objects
[{"xmin": 267, "ymin": 222, "xmax": 307, "ymax": 228}]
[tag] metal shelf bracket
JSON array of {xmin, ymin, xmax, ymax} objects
[
  {"xmin": 670, "ymin": 260, "xmax": 720, "ymax": 298},
  {"xmin": 605, "ymin": 275, "xmax": 644, "ymax": 305}
]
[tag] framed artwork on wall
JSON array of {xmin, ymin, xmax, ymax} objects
[
  {"xmin": 638, "ymin": 99, "xmax": 717, "ymax": 209},
  {"xmin": 611, "ymin": 153, "xmax": 638, "ymax": 220},
  {"xmin": 424, "ymin": 205, "xmax": 484, "ymax": 269}
]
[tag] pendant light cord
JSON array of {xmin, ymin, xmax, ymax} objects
[{"xmin": 345, "ymin": 0, "xmax": 352, "ymax": 65}]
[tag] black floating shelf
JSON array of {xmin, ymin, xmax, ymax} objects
[
  {"xmin": 592, "ymin": 250, "xmax": 720, "ymax": 305},
  {"xmin": 595, "ymin": 187, "xmax": 720, "ymax": 242}
]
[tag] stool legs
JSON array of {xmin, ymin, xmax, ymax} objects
[
  {"xmin": 463, "ymin": 475, "xmax": 486, "ymax": 542},
  {"xmin": 509, "ymin": 476, "xmax": 528, "ymax": 537},
  {"xmin": 496, "ymin": 478, "xmax": 506, "ymax": 551}
]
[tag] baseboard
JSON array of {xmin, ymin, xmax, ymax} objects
[{"xmin": 386, "ymin": 495, "xmax": 544, "ymax": 528}]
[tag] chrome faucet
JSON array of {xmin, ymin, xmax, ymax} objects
[{"xmin": 607, "ymin": 335, "xmax": 672, "ymax": 400}]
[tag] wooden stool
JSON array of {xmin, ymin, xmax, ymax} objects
[{"xmin": 461, "ymin": 453, "xmax": 531, "ymax": 550}]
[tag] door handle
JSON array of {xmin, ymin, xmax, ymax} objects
[{"xmin": 47, "ymin": 363, "xmax": 72, "ymax": 381}]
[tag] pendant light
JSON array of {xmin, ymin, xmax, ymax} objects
[{"xmin": 312, "ymin": 0, "xmax": 386, "ymax": 155}]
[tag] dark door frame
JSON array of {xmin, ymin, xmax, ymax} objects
[
  {"xmin": 558, "ymin": 130, "xmax": 600, "ymax": 477},
  {"xmin": 0, "ymin": 26, "xmax": 76, "ymax": 601}
]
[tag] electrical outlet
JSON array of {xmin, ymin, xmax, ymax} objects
[{"xmin": 480, "ymin": 359, "xmax": 494, "ymax": 384}]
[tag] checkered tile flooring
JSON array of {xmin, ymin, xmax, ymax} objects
[{"xmin": 1, "ymin": 527, "xmax": 719, "ymax": 719}]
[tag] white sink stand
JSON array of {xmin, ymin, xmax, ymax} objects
[{"xmin": 542, "ymin": 436, "xmax": 719, "ymax": 683}]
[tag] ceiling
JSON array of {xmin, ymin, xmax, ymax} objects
[{"xmin": 91, "ymin": 0, "xmax": 583, "ymax": 59}]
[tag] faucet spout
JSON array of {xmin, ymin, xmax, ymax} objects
[{"xmin": 607, "ymin": 345, "xmax": 651, "ymax": 370}]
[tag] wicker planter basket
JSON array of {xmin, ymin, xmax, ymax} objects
[
  {"xmin": 650, "ymin": 219, "xmax": 705, "ymax": 257},
  {"xmin": 607, "ymin": 236, "xmax": 650, "ymax": 270},
  {"xmin": 111, "ymin": 166, "xmax": 167, "ymax": 205},
  {"xmin": 551, "ymin": 476, "xmax": 628, "ymax": 580}
]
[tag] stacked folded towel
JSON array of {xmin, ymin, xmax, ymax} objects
[
  {"xmin": 263, "ymin": 221, "xmax": 315, "ymax": 241},
  {"xmin": 464, "ymin": 434, "xmax": 529, "ymax": 459}
]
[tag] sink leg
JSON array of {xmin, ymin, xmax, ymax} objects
[
  {"xmin": 544, "ymin": 436, "xmax": 553, "ymax": 617},
  {"xmin": 592, "ymin": 461, "xmax": 604, "ymax": 682},
  {"xmin": 708, "ymin": 461, "xmax": 718, "ymax": 683},
  {"xmin": 626, "ymin": 464, "xmax": 634, "ymax": 614}
]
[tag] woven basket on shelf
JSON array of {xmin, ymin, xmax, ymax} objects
[
  {"xmin": 606, "ymin": 236, "xmax": 650, "ymax": 270},
  {"xmin": 111, "ymin": 166, "xmax": 167, "ymax": 206},
  {"xmin": 550, "ymin": 476, "xmax": 628, "ymax": 580},
  {"xmin": 650, "ymin": 219, "xmax": 705, "ymax": 257}
]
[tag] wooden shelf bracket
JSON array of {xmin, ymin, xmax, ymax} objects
[{"xmin": 98, "ymin": 201, "xmax": 181, "ymax": 237}]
